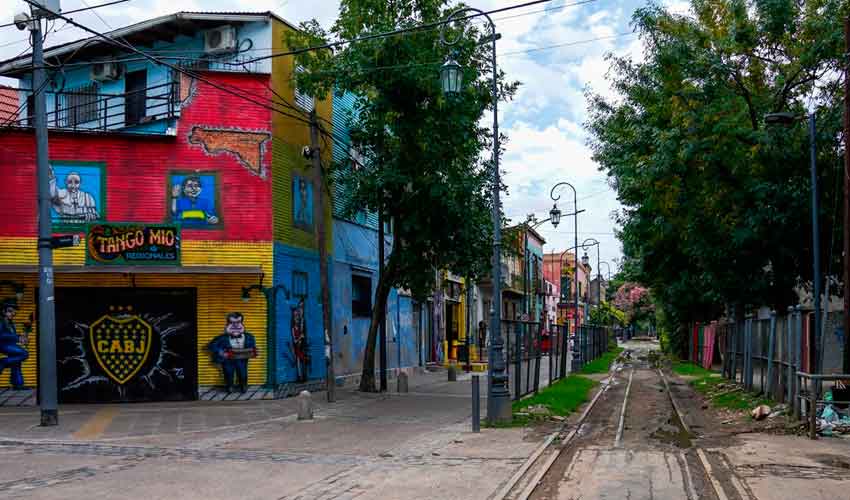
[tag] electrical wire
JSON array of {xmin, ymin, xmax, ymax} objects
[{"xmin": 0, "ymin": 0, "xmax": 131, "ymax": 29}]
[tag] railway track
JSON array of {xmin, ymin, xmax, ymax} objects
[{"xmin": 495, "ymin": 341, "xmax": 752, "ymax": 500}]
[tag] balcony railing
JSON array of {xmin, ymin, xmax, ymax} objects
[{"xmin": 10, "ymin": 81, "xmax": 179, "ymax": 134}]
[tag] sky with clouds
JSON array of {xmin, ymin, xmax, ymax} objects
[{"xmin": 1, "ymin": 0, "xmax": 688, "ymax": 276}]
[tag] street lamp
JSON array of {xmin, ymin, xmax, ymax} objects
[
  {"xmin": 764, "ymin": 110, "xmax": 822, "ymax": 374},
  {"xmin": 440, "ymin": 56, "xmax": 463, "ymax": 95},
  {"xmin": 580, "ymin": 238, "xmax": 601, "ymax": 307},
  {"xmin": 550, "ymin": 182, "xmax": 581, "ymax": 375},
  {"xmin": 440, "ymin": 6, "xmax": 511, "ymax": 423}
]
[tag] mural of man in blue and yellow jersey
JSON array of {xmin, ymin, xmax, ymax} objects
[{"xmin": 171, "ymin": 175, "xmax": 219, "ymax": 226}]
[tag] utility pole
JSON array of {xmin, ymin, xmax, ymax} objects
[
  {"xmin": 842, "ymin": 16, "xmax": 850, "ymax": 373},
  {"xmin": 31, "ymin": 10, "xmax": 58, "ymax": 426},
  {"xmin": 310, "ymin": 111, "xmax": 334, "ymax": 403},
  {"xmin": 378, "ymin": 209, "xmax": 387, "ymax": 391}
]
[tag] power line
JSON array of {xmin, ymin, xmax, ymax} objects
[{"xmin": 0, "ymin": 0, "xmax": 131, "ymax": 29}]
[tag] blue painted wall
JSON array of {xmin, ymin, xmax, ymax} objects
[
  {"xmin": 273, "ymin": 242, "xmax": 326, "ymax": 383},
  {"xmin": 332, "ymin": 218, "xmax": 419, "ymax": 377}
]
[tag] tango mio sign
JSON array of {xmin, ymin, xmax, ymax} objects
[{"xmin": 86, "ymin": 223, "xmax": 180, "ymax": 265}]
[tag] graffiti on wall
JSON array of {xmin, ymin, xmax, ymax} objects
[
  {"xmin": 169, "ymin": 172, "xmax": 221, "ymax": 227},
  {"xmin": 292, "ymin": 175, "xmax": 313, "ymax": 230},
  {"xmin": 188, "ymin": 126, "xmax": 271, "ymax": 178},
  {"xmin": 56, "ymin": 288, "xmax": 197, "ymax": 403},
  {"xmin": 207, "ymin": 312, "xmax": 257, "ymax": 393},
  {"xmin": 49, "ymin": 163, "xmax": 104, "ymax": 225},
  {"xmin": 0, "ymin": 300, "xmax": 29, "ymax": 388},
  {"xmin": 290, "ymin": 299, "xmax": 309, "ymax": 382}
]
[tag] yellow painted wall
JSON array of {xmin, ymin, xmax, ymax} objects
[
  {"xmin": 0, "ymin": 240, "xmax": 273, "ymax": 390},
  {"xmin": 270, "ymin": 19, "xmax": 333, "ymax": 252}
]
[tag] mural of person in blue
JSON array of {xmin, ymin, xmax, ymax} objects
[
  {"xmin": 0, "ymin": 300, "xmax": 29, "ymax": 389},
  {"xmin": 171, "ymin": 175, "xmax": 219, "ymax": 226},
  {"xmin": 208, "ymin": 312, "xmax": 256, "ymax": 393}
]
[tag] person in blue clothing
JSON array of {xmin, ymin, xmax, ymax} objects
[
  {"xmin": 208, "ymin": 312, "xmax": 256, "ymax": 393},
  {"xmin": 171, "ymin": 175, "xmax": 219, "ymax": 226},
  {"xmin": 0, "ymin": 300, "xmax": 28, "ymax": 389}
]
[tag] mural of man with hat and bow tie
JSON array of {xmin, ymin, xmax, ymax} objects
[{"xmin": 0, "ymin": 299, "xmax": 29, "ymax": 389}]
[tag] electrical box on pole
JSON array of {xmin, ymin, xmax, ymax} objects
[{"xmin": 31, "ymin": 0, "xmax": 61, "ymax": 18}]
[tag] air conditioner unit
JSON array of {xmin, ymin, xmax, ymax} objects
[
  {"xmin": 91, "ymin": 62, "xmax": 119, "ymax": 81},
  {"xmin": 204, "ymin": 26, "xmax": 237, "ymax": 54}
]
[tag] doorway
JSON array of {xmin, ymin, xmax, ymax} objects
[{"xmin": 125, "ymin": 70, "xmax": 147, "ymax": 126}]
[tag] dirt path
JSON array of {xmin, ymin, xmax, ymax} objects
[{"xmin": 530, "ymin": 341, "xmax": 728, "ymax": 500}]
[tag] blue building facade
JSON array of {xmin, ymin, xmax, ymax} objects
[{"xmin": 330, "ymin": 91, "xmax": 422, "ymax": 380}]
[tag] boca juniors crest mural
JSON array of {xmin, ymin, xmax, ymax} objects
[{"xmin": 55, "ymin": 288, "xmax": 197, "ymax": 403}]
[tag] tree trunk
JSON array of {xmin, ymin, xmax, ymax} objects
[{"xmin": 359, "ymin": 252, "xmax": 397, "ymax": 392}]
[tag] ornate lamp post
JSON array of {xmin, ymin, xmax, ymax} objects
[
  {"xmin": 440, "ymin": 6, "xmax": 511, "ymax": 423},
  {"xmin": 580, "ymin": 238, "xmax": 601, "ymax": 306},
  {"xmin": 550, "ymin": 182, "xmax": 581, "ymax": 375}
]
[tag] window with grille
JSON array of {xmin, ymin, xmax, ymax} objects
[
  {"xmin": 294, "ymin": 66, "xmax": 315, "ymax": 111},
  {"xmin": 292, "ymin": 271, "xmax": 308, "ymax": 299},
  {"xmin": 65, "ymin": 83, "xmax": 99, "ymax": 127}
]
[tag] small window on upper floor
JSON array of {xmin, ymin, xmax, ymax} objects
[
  {"xmin": 294, "ymin": 66, "xmax": 315, "ymax": 111},
  {"xmin": 63, "ymin": 83, "xmax": 99, "ymax": 127}
]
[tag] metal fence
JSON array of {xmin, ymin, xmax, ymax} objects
[
  {"xmin": 502, "ymin": 320, "xmax": 615, "ymax": 400},
  {"xmin": 504, "ymin": 319, "xmax": 543, "ymax": 400},
  {"xmin": 692, "ymin": 309, "xmax": 845, "ymax": 412}
]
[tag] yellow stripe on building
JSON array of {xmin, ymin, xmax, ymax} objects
[{"xmin": 0, "ymin": 239, "xmax": 273, "ymax": 390}]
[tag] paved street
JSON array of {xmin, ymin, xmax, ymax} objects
[{"xmin": 0, "ymin": 369, "xmax": 545, "ymax": 500}]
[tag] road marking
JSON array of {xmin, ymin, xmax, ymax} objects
[
  {"xmin": 614, "ymin": 368, "xmax": 634, "ymax": 448},
  {"xmin": 72, "ymin": 407, "xmax": 119, "ymax": 440}
]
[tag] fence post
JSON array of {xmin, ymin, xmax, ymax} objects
[
  {"xmin": 794, "ymin": 306, "xmax": 803, "ymax": 419},
  {"xmin": 766, "ymin": 311, "xmax": 776, "ymax": 398},
  {"xmin": 514, "ymin": 322, "xmax": 521, "ymax": 400},
  {"xmin": 786, "ymin": 307, "xmax": 793, "ymax": 404},
  {"xmin": 743, "ymin": 314, "xmax": 753, "ymax": 391}
]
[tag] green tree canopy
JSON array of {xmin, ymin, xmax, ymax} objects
[
  {"xmin": 290, "ymin": 0, "xmax": 518, "ymax": 391},
  {"xmin": 587, "ymin": 0, "xmax": 848, "ymax": 347}
]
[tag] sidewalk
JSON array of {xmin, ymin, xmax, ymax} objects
[{"xmin": 0, "ymin": 369, "xmax": 545, "ymax": 499}]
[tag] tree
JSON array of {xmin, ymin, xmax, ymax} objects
[
  {"xmin": 290, "ymin": 0, "xmax": 518, "ymax": 391},
  {"xmin": 589, "ymin": 301, "xmax": 626, "ymax": 327},
  {"xmin": 587, "ymin": 0, "xmax": 848, "ymax": 347}
]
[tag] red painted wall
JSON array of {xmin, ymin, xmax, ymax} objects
[{"xmin": 0, "ymin": 72, "xmax": 272, "ymax": 241}]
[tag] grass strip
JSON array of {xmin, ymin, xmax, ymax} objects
[
  {"xmin": 485, "ymin": 375, "xmax": 598, "ymax": 428},
  {"xmin": 579, "ymin": 346, "xmax": 625, "ymax": 374}
]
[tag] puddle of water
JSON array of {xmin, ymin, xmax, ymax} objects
[{"xmin": 651, "ymin": 410, "xmax": 693, "ymax": 448}]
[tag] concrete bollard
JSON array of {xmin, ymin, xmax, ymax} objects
[
  {"xmin": 297, "ymin": 390, "xmax": 313, "ymax": 420},
  {"xmin": 448, "ymin": 365, "xmax": 457, "ymax": 382},
  {"xmin": 397, "ymin": 372, "xmax": 409, "ymax": 393}
]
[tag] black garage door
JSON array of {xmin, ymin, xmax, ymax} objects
[{"xmin": 53, "ymin": 287, "xmax": 197, "ymax": 403}]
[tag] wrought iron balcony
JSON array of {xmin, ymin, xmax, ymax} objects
[{"xmin": 8, "ymin": 80, "xmax": 179, "ymax": 134}]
